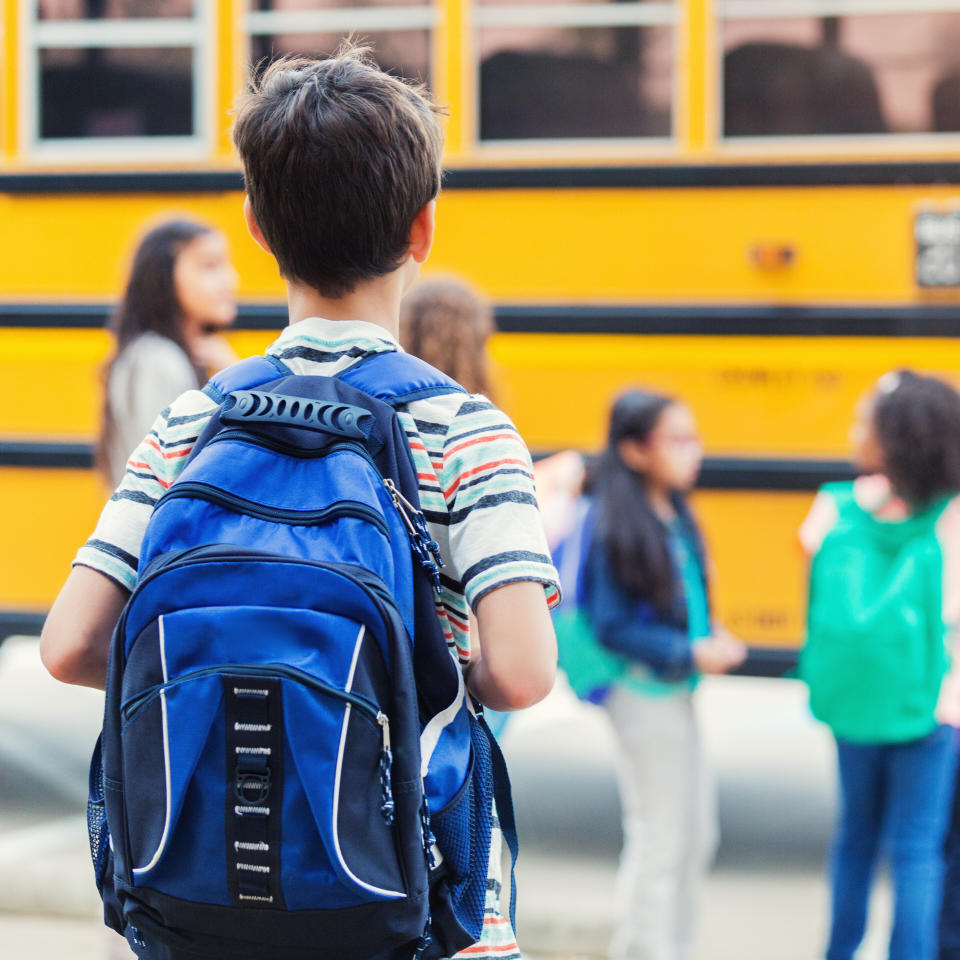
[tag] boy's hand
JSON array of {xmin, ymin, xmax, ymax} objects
[{"xmin": 692, "ymin": 635, "xmax": 747, "ymax": 675}]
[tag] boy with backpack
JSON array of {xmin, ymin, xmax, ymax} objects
[{"xmin": 40, "ymin": 46, "xmax": 559, "ymax": 960}]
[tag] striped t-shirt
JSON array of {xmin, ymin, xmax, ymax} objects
[{"xmin": 75, "ymin": 316, "xmax": 560, "ymax": 959}]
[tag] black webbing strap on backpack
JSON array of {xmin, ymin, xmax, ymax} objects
[{"xmin": 224, "ymin": 677, "xmax": 285, "ymax": 909}]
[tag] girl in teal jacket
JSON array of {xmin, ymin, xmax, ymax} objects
[{"xmin": 801, "ymin": 370, "xmax": 960, "ymax": 960}]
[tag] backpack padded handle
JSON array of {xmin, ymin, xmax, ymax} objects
[{"xmin": 222, "ymin": 390, "xmax": 373, "ymax": 440}]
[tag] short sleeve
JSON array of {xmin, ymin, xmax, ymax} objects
[
  {"xmin": 799, "ymin": 490, "xmax": 839, "ymax": 557},
  {"xmin": 440, "ymin": 396, "xmax": 561, "ymax": 611},
  {"xmin": 74, "ymin": 389, "xmax": 216, "ymax": 590}
]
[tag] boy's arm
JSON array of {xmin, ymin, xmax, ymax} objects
[
  {"xmin": 467, "ymin": 582, "xmax": 556, "ymax": 711},
  {"xmin": 40, "ymin": 566, "xmax": 128, "ymax": 689},
  {"xmin": 441, "ymin": 397, "xmax": 561, "ymax": 711},
  {"xmin": 41, "ymin": 388, "xmax": 216, "ymax": 689}
]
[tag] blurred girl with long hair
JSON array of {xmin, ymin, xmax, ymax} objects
[{"xmin": 97, "ymin": 219, "xmax": 239, "ymax": 487}]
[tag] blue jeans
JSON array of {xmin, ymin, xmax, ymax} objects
[
  {"xmin": 827, "ymin": 725, "xmax": 959, "ymax": 960},
  {"xmin": 939, "ymin": 732, "xmax": 960, "ymax": 960}
]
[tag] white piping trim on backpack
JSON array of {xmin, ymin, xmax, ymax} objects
[
  {"xmin": 419, "ymin": 661, "xmax": 466, "ymax": 779},
  {"xmin": 331, "ymin": 623, "xmax": 404, "ymax": 899},
  {"xmin": 133, "ymin": 615, "xmax": 173, "ymax": 876}
]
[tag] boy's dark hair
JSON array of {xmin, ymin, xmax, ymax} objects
[
  {"xmin": 873, "ymin": 369, "xmax": 960, "ymax": 505},
  {"xmin": 233, "ymin": 44, "xmax": 445, "ymax": 298}
]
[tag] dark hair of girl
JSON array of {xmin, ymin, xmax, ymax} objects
[
  {"xmin": 872, "ymin": 369, "xmax": 960, "ymax": 506},
  {"xmin": 586, "ymin": 390, "xmax": 693, "ymax": 615},
  {"xmin": 96, "ymin": 219, "xmax": 211, "ymax": 481}
]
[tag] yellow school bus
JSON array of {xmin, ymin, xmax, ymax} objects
[{"xmin": 3, "ymin": 0, "xmax": 960, "ymax": 672}]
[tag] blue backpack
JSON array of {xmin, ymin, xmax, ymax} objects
[{"xmin": 87, "ymin": 351, "xmax": 518, "ymax": 960}]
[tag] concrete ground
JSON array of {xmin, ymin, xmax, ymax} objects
[{"xmin": 0, "ymin": 635, "xmax": 897, "ymax": 960}]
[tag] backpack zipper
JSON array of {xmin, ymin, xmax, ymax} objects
[
  {"xmin": 156, "ymin": 481, "xmax": 389, "ymax": 539},
  {"xmin": 206, "ymin": 429, "xmax": 377, "ymax": 466},
  {"xmin": 122, "ymin": 661, "xmax": 382, "ymax": 728},
  {"xmin": 193, "ymin": 424, "xmax": 443, "ymax": 591},
  {"xmin": 122, "ymin": 660, "xmax": 394, "ymax": 823}
]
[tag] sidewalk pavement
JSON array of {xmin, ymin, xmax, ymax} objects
[{"xmin": 2, "ymin": 635, "xmax": 895, "ymax": 960}]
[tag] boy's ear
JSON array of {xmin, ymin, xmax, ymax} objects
[
  {"xmin": 243, "ymin": 196, "xmax": 273, "ymax": 256},
  {"xmin": 408, "ymin": 200, "xmax": 436, "ymax": 265}
]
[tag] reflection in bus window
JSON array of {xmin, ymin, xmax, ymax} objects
[
  {"xmin": 249, "ymin": 0, "xmax": 427, "ymax": 9},
  {"xmin": 250, "ymin": 30, "xmax": 430, "ymax": 85},
  {"xmin": 39, "ymin": 47, "xmax": 193, "ymax": 138},
  {"xmin": 38, "ymin": 0, "xmax": 194, "ymax": 18},
  {"xmin": 479, "ymin": 24, "xmax": 673, "ymax": 141},
  {"xmin": 246, "ymin": 0, "xmax": 434, "ymax": 87},
  {"xmin": 722, "ymin": 13, "xmax": 960, "ymax": 137}
]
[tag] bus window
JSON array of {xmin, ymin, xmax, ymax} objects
[
  {"xmin": 39, "ymin": 47, "xmax": 194, "ymax": 139},
  {"xmin": 38, "ymin": 0, "xmax": 193, "ymax": 18},
  {"xmin": 29, "ymin": 1, "xmax": 204, "ymax": 149},
  {"xmin": 721, "ymin": 5, "xmax": 960, "ymax": 138},
  {"xmin": 246, "ymin": 0, "xmax": 436, "ymax": 86},
  {"xmin": 475, "ymin": 0, "xmax": 675, "ymax": 142}
]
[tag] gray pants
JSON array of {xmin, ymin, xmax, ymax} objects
[{"xmin": 604, "ymin": 685, "xmax": 719, "ymax": 960}]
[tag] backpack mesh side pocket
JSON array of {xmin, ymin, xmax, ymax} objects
[
  {"xmin": 87, "ymin": 735, "xmax": 110, "ymax": 895},
  {"xmin": 430, "ymin": 716, "xmax": 494, "ymax": 944}
]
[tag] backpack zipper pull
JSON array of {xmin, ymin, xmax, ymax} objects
[
  {"xmin": 384, "ymin": 479, "xmax": 418, "ymax": 537},
  {"xmin": 384, "ymin": 482, "xmax": 444, "ymax": 565},
  {"xmin": 376, "ymin": 712, "xmax": 395, "ymax": 826},
  {"xmin": 418, "ymin": 787, "xmax": 442, "ymax": 872},
  {"xmin": 384, "ymin": 479, "xmax": 444, "ymax": 594}
]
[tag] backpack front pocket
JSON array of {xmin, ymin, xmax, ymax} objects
[{"xmin": 119, "ymin": 607, "xmax": 406, "ymax": 910}]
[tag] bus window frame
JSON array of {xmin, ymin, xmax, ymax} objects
[
  {"xmin": 714, "ymin": 0, "xmax": 960, "ymax": 150},
  {"xmin": 471, "ymin": 0, "xmax": 682, "ymax": 148},
  {"xmin": 243, "ymin": 4, "xmax": 440, "ymax": 90},
  {"xmin": 19, "ymin": 0, "xmax": 213, "ymax": 163}
]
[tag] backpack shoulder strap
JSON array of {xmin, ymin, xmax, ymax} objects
[
  {"xmin": 337, "ymin": 351, "xmax": 467, "ymax": 407},
  {"xmin": 202, "ymin": 354, "xmax": 291, "ymax": 404}
]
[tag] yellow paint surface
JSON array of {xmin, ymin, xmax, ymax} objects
[
  {"xmin": 0, "ymin": 467, "xmax": 110, "ymax": 609},
  {"xmin": 0, "ymin": 463, "xmax": 815, "ymax": 648},
  {"xmin": 7, "ymin": 327, "xmax": 960, "ymax": 457},
  {"xmin": 3, "ymin": 184, "xmax": 960, "ymax": 302}
]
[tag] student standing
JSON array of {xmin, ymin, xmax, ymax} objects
[
  {"xmin": 97, "ymin": 219, "xmax": 239, "ymax": 487},
  {"xmin": 582, "ymin": 390, "xmax": 746, "ymax": 960},
  {"xmin": 40, "ymin": 46, "xmax": 558, "ymax": 960},
  {"xmin": 800, "ymin": 370, "xmax": 960, "ymax": 960}
]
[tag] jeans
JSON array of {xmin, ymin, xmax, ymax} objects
[
  {"xmin": 939, "ymin": 733, "xmax": 960, "ymax": 960},
  {"xmin": 827, "ymin": 725, "xmax": 959, "ymax": 960}
]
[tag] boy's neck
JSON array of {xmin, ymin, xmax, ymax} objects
[{"xmin": 285, "ymin": 271, "xmax": 410, "ymax": 340}]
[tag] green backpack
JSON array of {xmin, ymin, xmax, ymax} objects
[
  {"xmin": 553, "ymin": 500, "xmax": 627, "ymax": 703},
  {"xmin": 801, "ymin": 482, "xmax": 951, "ymax": 744}
]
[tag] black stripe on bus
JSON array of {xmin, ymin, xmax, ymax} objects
[
  {"xmin": 732, "ymin": 647, "xmax": 798, "ymax": 679},
  {"xmin": 494, "ymin": 304, "xmax": 960, "ymax": 337},
  {"xmin": 5, "ymin": 301, "xmax": 960, "ymax": 337},
  {"xmin": 0, "ymin": 611, "xmax": 47, "ymax": 643},
  {"xmin": 1, "ymin": 441, "xmax": 854, "ymax": 490},
  {"xmin": 4, "ymin": 161, "xmax": 960, "ymax": 194},
  {"xmin": 0, "ymin": 302, "xmax": 289, "ymax": 330},
  {"xmin": 0, "ymin": 441, "xmax": 94, "ymax": 469}
]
